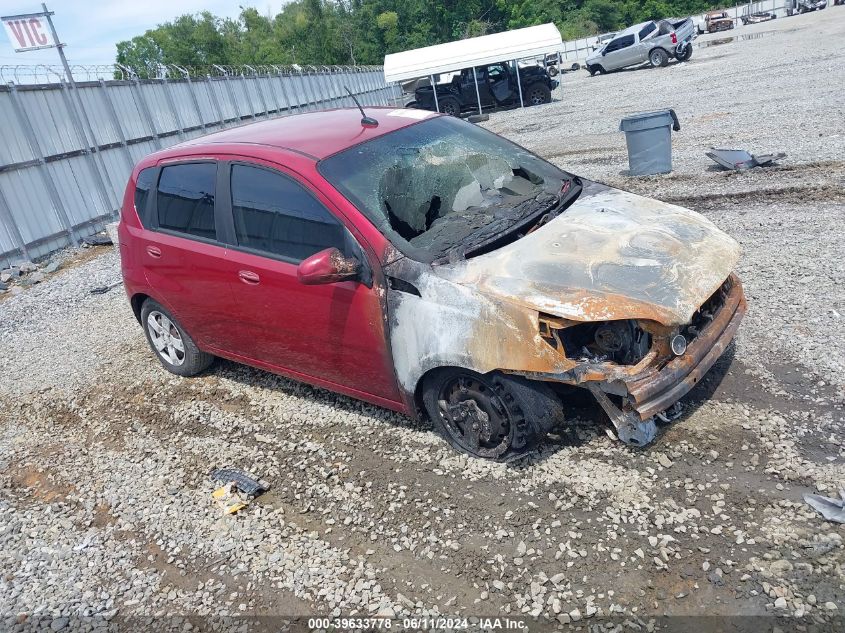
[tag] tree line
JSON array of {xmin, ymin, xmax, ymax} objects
[{"xmin": 116, "ymin": 0, "xmax": 726, "ymax": 74}]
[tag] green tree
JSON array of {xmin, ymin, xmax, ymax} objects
[{"xmin": 115, "ymin": 0, "xmax": 730, "ymax": 69}]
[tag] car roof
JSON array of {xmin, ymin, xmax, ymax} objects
[
  {"xmin": 161, "ymin": 107, "xmax": 438, "ymax": 161},
  {"xmin": 619, "ymin": 21, "xmax": 652, "ymax": 36}
]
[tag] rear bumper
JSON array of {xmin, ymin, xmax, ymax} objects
[{"xmin": 624, "ymin": 275, "xmax": 746, "ymax": 419}]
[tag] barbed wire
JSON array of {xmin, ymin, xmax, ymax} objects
[{"xmin": 0, "ymin": 63, "xmax": 386, "ymax": 84}]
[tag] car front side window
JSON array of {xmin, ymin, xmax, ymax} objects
[{"xmin": 230, "ymin": 164, "xmax": 346, "ymax": 263}]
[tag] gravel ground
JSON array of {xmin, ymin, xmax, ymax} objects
[{"xmin": 1, "ymin": 10, "xmax": 843, "ymax": 632}]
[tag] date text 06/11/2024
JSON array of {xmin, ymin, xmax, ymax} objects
[{"xmin": 307, "ymin": 617, "xmax": 528, "ymax": 630}]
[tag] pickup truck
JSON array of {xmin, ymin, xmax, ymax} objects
[
  {"xmin": 406, "ymin": 62, "xmax": 558, "ymax": 116},
  {"xmin": 785, "ymin": 0, "xmax": 827, "ymax": 14},
  {"xmin": 585, "ymin": 18, "xmax": 695, "ymax": 75}
]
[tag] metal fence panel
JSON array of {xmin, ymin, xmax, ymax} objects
[
  {"xmin": 0, "ymin": 66, "xmax": 393, "ymax": 267},
  {"xmin": 0, "ymin": 168, "xmax": 65, "ymax": 244}
]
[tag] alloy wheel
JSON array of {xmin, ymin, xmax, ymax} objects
[{"xmin": 146, "ymin": 311, "xmax": 186, "ymax": 366}]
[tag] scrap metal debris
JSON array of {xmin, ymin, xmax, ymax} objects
[
  {"xmin": 90, "ymin": 281, "xmax": 123, "ymax": 295},
  {"xmin": 82, "ymin": 234, "xmax": 113, "ymax": 247},
  {"xmin": 210, "ymin": 467, "xmax": 270, "ymax": 514},
  {"xmin": 706, "ymin": 148, "xmax": 786, "ymax": 171},
  {"xmin": 803, "ymin": 489, "xmax": 845, "ymax": 523}
]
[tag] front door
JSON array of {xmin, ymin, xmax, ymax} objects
[
  {"xmin": 461, "ymin": 68, "xmax": 495, "ymax": 107},
  {"xmin": 486, "ymin": 63, "xmax": 515, "ymax": 104},
  {"xmin": 602, "ymin": 34, "xmax": 636, "ymax": 70},
  {"xmin": 217, "ymin": 160, "xmax": 400, "ymax": 402}
]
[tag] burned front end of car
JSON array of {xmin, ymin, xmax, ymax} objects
[
  {"xmin": 319, "ymin": 114, "xmax": 745, "ymax": 449},
  {"xmin": 530, "ymin": 274, "xmax": 746, "ymax": 445}
]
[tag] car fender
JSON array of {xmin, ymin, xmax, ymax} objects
[{"xmin": 383, "ymin": 258, "xmax": 566, "ymax": 395}]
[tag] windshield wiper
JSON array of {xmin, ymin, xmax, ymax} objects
[
  {"xmin": 442, "ymin": 191, "xmax": 561, "ymax": 263},
  {"xmin": 446, "ymin": 176, "xmax": 582, "ymax": 263}
]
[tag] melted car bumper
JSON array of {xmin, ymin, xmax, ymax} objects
[{"xmin": 624, "ymin": 274, "xmax": 746, "ymax": 419}]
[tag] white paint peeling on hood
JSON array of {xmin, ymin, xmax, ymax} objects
[{"xmin": 434, "ymin": 185, "xmax": 741, "ymax": 326}]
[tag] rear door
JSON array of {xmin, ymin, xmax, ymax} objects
[
  {"xmin": 139, "ymin": 160, "xmax": 233, "ymax": 347},
  {"xmin": 216, "ymin": 159, "xmax": 400, "ymax": 402}
]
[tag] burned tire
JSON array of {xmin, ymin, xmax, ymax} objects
[
  {"xmin": 649, "ymin": 48, "xmax": 670, "ymax": 68},
  {"xmin": 421, "ymin": 368, "xmax": 563, "ymax": 462},
  {"xmin": 437, "ymin": 96, "xmax": 461, "ymax": 116},
  {"xmin": 140, "ymin": 298, "xmax": 213, "ymax": 377},
  {"xmin": 526, "ymin": 83, "xmax": 552, "ymax": 106}
]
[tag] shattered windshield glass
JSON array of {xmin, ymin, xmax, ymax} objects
[{"xmin": 318, "ymin": 116, "xmax": 574, "ymax": 263}]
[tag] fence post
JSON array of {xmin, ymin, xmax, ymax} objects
[
  {"xmin": 0, "ymin": 182, "xmax": 29, "ymax": 261},
  {"xmin": 56, "ymin": 80, "xmax": 116, "ymax": 215},
  {"xmin": 303, "ymin": 69, "xmax": 320, "ymax": 110},
  {"xmin": 222, "ymin": 73, "xmax": 243, "ymax": 121},
  {"xmin": 98, "ymin": 79, "xmax": 135, "ymax": 173},
  {"xmin": 160, "ymin": 78, "xmax": 186, "ymax": 140},
  {"xmin": 276, "ymin": 71, "xmax": 294, "ymax": 115},
  {"xmin": 183, "ymin": 74, "xmax": 208, "ymax": 131},
  {"xmin": 6, "ymin": 82, "xmax": 79, "ymax": 246},
  {"xmin": 253, "ymin": 73, "xmax": 270, "ymax": 117},
  {"xmin": 131, "ymin": 78, "xmax": 162, "ymax": 150},
  {"xmin": 239, "ymin": 73, "xmax": 257, "ymax": 120},
  {"xmin": 206, "ymin": 76, "xmax": 228, "ymax": 129}
]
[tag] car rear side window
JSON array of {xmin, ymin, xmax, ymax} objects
[
  {"xmin": 639, "ymin": 22, "xmax": 656, "ymax": 39},
  {"xmin": 133, "ymin": 167, "xmax": 155, "ymax": 224},
  {"xmin": 156, "ymin": 163, "xmax": 217, "ymax": 240},
  {"xmin": 230, "ymin": 164, "xmax": 345, "ymax": 262}
]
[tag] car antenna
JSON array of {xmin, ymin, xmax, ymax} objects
[{"xmin": 345, "ymin": 86, "xmax": 378, "ymax": 127}]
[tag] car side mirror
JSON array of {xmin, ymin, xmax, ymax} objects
[{"xmin": 297, "ymin": 247, "xmax": 360, "ymax": 285}]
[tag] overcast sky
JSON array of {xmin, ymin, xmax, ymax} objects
[{"xmin": 0, "ymin": 0, "xmax": 279, "ymax": 66}]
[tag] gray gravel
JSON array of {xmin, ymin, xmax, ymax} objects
[{"xmin": 1, "ymin": 10, "xmax": 843, "ymax": 631}]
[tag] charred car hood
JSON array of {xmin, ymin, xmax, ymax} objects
[{"xmin": 434, "ymin": 183, "xmax": 740, "ymax": 326}]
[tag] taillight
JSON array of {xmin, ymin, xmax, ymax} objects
[{"xmin": 671, "ymin": 32, "xmax": 678, "ymax": 44}]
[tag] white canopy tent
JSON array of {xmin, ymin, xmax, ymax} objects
[{"xmin": 383, "ymin": 23, "xmax": 563, "ymax": 113}]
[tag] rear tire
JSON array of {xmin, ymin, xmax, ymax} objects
[
  {"xmin": 437, "ymin": 96, "xmax": 461, "ymax": 116},
  {"xmin": 421, "ymin": 368, "xmax": 563, "ymax": 462},
  {"xmin": 141, "ymin": 299, "xmax": 213, "ymax": 377},
  {"xmin": 676, "ymin": 44, "xmax": 693, "ymax": 62},
  {"xmin": 649, "ymin": 48, "xmax": 670, "ymax": 68}
]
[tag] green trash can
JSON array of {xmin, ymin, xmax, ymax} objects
[{"xmin": 619, "ymin": 109, "xmax": 680, "ymax": 176}]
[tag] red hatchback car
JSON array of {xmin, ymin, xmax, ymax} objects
[{"xmin": 119, "ymin": 107, "xmax": 745, "ymax": 461}]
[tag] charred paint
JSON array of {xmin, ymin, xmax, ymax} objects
[{"xmin": 384, "ymin": 180, "xmax": 745, "ymax": 423}]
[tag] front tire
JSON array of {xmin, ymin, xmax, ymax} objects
[
  {"xmin": 437, "ymin": 96, "xmax": 461, "ymax": 116},
  {"xmin": 141, "ymin": 299, "xmax": 213, "ymax": 377},
  {"xmin": 649, "ymin": 48, "xmax": 670, "ymax": 68},
  {"xmin": 421, "ymin": 368, "xmax": 563, "ymax": 462}
]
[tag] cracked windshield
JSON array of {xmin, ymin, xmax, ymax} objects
[{"xmin": 319, "ymin": 116, "xmax": 574, "ymax": 261}]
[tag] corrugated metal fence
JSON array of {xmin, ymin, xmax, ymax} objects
[{"xmin": 0, "ymin": 66, "xmax": 401, "ymax": 268}]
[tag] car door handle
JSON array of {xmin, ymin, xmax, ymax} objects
[
  {"xmin": 238, "ymin": 270, "xmax": 260, "ymax": 285},
  {"xmin": 146, "ymin": 245, "xmax": 161, "ymax": 258}
]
